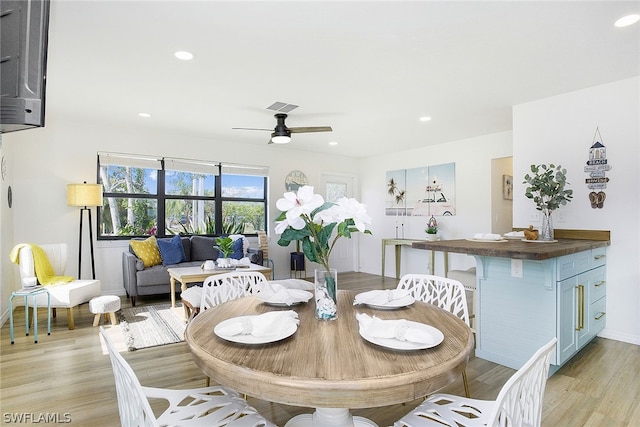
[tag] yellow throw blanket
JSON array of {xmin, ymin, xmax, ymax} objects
[{"xmin": 9, "ymin": 243, "xmax": 74, "ymax": 286}]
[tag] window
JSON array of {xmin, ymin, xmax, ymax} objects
[{"xmin": 97, "ymin": 153, "xmax": 268, "ymax": 239}]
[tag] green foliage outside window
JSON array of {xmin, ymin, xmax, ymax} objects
[{"xmin": 98, "ymin": 156, "xmax": 267, "ymax": 239}]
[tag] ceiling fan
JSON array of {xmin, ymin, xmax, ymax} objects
[{"xmin": 233, "ymin": 104, "xmax": 332, "ymax": 144}]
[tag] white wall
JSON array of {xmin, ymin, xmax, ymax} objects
[
  {"xmin": 512, "ymin": 77, "xmax": 640, "ymax": 345},
  {"xmin": 0, "ymin": 136, "xmax": 15, "ymax": 322},
  {"xmin": 491, "ymin": 157, "xmax": 513, "ymax": 235},
  {"xmin": 0, "ymin": 111, "xmax": 358, "ymax": 315},
  {"xmin": 358, "ymin": 131, "xmax": 513, "ymax": 278}
]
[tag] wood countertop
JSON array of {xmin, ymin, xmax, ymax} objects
[{"xmin": 412, "ymin": 238, "xmax": 610, "ymax": 261}]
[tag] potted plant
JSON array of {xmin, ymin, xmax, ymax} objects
[
  {"xmin": 425, "ymin": 215, "xmax": 438, "ymax": 241},
  {"xmin": 214, "ymin": 237, "xmax": 234, "ymax": 267},
  {"xmin": 523, "ymin": 164, "xmax": 573, "ymax": 241}
]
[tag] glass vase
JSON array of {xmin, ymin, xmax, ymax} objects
[
  {"xmin": 314, "ymin": 268, "xmax": 338, "ymax": 321},
  {"xmin": 540, "ymin": 211, "xmax": 554, "ymax": 241}
]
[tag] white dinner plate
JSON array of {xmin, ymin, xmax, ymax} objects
[
  {"xmin": 363, "ymin": 296, "xmax": 415, "ymax": 310},
  {"xmin": 521, "ymin": 239, "xmax": 558, "ymax": 243},
  {"xmin": 465, "ymin": 238, "xmax": 508, "ymax": 243},
  {"xmin": 256, "ymin": 290, "xmax": 313, "ymax": 307},
  {"xmin": 359, "ymin": 321, "xmax": 444, "ymax": 350},
  {"xmin": 214, "ymin": 316, "xmax": 297, "ymax": 344}
]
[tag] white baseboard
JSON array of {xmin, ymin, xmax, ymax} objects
[{"xmin": 598, "ymin": 328, "xmax": 640, "ymax": 346}]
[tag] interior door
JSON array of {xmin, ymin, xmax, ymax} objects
[{"xmin": 321, "ymin": 174, "xmax": 356, "ymax": 272}]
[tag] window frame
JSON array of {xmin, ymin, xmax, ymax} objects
[{"xmin": 96, "ymin": 153, "xmax": 268, "ymax": 240}]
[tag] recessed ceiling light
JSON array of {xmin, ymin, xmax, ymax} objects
[
  {"xmin": 328, "ymin": 141, "xmax": 338, "ymax": 146},
  {"xmin": 419, "ymin": 116, "xmax": 432, "ymax": 122},
  {"xmin": 614, "ymin": 14, "xmax": 640, "ymax": 27},
  {"xmin": 138, "ymin": 112, "xmax": 152, "ymax": 118},
  {"xmin": 174, "ymin": 51, "xmax": 194, "ymax": 61}
]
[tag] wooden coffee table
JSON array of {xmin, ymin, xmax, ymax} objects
[{"xmin": 166, "ymin": 264, "xmax": 272, "ymax": 308}]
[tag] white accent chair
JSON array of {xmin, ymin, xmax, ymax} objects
[
  {"xmin": 394, "ymin": 338, "xmax": 557, "ymax": 427},
  {"xmin": 99, "ymin": 326, "xmax": 276, "ymax": 427},
  {"xmin": 397, "ymin": 274, "xmax": 471, "ymax": 397},
  {"xmin": 15, "ymin": 244, "xmax": 101, "ymax": 329}
]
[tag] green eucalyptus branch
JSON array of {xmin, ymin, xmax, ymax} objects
[{"xmin": 523, "ymin": 163, "xmax": 573, "ymax": 212}]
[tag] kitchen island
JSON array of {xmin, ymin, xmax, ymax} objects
[{"xmin": 413, "ymin": 231, "xmax": 610, "ymax": 373}]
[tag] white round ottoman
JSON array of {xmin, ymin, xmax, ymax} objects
[{"xmin": 89, "ymin": 295, "xmax": 121, "ymax": 327}]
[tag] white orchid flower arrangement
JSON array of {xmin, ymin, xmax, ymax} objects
[{"xmin": 275, "ymin": 185, "xmax": 372, "ymax": 273}]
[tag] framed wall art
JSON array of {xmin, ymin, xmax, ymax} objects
[{"xmin": 503, "ymin": 174, "xmax": 513, "ymax": 200}]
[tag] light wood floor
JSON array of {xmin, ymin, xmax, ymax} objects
[{"xmin": 1, "ymin": 272, "xmax": 638, "ymax": 426}]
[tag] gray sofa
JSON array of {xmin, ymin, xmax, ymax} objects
[{"xmin": 122, "ymin": 235, "xmax": 263, "ymax": 306}]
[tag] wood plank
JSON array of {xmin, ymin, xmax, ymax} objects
[
  {"xmin": 412, "ymin": 238, "xmax": 610, "ymax": 260},
  {"xmin": 512, "ymin": 228, "xmax": 611, "ymax": 241},
  {"xmin": 0, "ymin": 272, "xmax": 636, "ymax": 427}
]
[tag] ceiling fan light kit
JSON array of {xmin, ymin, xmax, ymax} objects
[
  {"xmin": 271, "ymin": 130, "xmax": 292, "ymax": 144},
  {"xmin": 233, "ymin": 105, "xmax": 333, "ymax": 145}
]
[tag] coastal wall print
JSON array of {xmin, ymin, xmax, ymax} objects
[
  {"xmin": 584, "ymin": 127, "xmax": 612, "ymax": 209},
  {"xmin": 386, "ymin": 162, "xmax": 456, "ymax": 217}
]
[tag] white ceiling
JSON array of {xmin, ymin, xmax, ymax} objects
[{"xmin": 45, "ymin": 1, "xmax": 640, "ymax": 158}]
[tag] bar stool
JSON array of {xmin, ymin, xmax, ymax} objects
[{"xmin": 9, "ymin": 286, "xmax": 51, "ymax": 344}]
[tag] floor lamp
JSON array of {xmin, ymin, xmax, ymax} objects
[{"xmin": 67, "ymin": 182, "xmax": 103, "ymax": 279}]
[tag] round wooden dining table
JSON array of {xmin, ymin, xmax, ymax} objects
[{"xmin": 185, "ymin": 289, "xmax": 474, "ymax": 427}]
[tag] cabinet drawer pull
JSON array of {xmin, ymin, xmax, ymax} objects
[
  {"xmin": 594, "ymin": 254, "xmax": 606, "ymax": 260},
  {"xmin": 594, "ymin": 281, "xmax": 605, "ymax": 287},
  {"xmin": 575, "ymin": 285, "xmax": 585, "ymax": 331},
  {"xmin": 594, "ymin": 312, "xmax": 606, "ymax": 320}
]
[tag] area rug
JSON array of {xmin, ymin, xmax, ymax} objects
[{"xmin": 116, "ymin": 303, "xmax": 186, "ymax": 351}]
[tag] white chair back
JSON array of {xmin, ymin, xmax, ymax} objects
[
  {"xmin": 99, "ymin": 326, "xmax": 159, "ymax": 427},
  {"xmin": 18, "ymin": 244, "xmax": 70, "ymax": 285},
  {"xmin": 397, "ymin": 274, "xmax": 470, "ymax": 326},
  {"xmin": 200, "ymin": 271, "xmax": 268, "ymax": 311},
  {"xmin": 488, "ymin": 338, "xmax": 557, "ymax": 426},
  {"xmin": 394, "ymin": 338, "xmax": 557, "ymax": 427}
]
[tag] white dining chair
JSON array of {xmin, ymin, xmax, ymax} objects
[
  {"xmin": 396, "ymin": 274, "xmax": 471, "ymax": 397},
  {"xmin": 198, "ymin": 271, "xmax": 269, "ymax": 387},
  {"xmin": 99, "ymin": 326, "xmax": 276, "ymax": 427},
  {"xmin": 200, "ymin": 271, "xmax": 268, "ymax": 311},
  {"xmin": 394, "ymin": 337, "xmax": 557, "ymax": 427}
]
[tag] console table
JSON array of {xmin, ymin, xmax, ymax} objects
[{"xmin": 381, "ymin": 238, "xmax": 445, "ymax": 279}]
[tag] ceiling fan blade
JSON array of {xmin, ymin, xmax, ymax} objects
[
  {"xmin": 232, "ymin": 127, "xmax": 272, "ymax": 131},
  {"xmin": 289, "ymin": 126, "xmax": 333, "ymax": 133}
]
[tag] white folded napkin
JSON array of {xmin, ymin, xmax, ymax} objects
[
  {"xmin": 503, "ymin": 231, "xmax": 525, "ymax": 237},
  {"xmin": 356, "ymin": 313, "xmax": 436, "ymax": 345},
  {"xmin": 473, "ymin": 233, "xmax": 503, "ymax": 240},
  {"xmin": 258, "ymin": 282, "xmax": 312, "ymax": 305},
  {"xmin": 353, "ymin": 289, "xmax": 413, "ymax": 306},
  {"xmin": 216, "ymin": 311, "xmax": 299, "ymax": 338}
]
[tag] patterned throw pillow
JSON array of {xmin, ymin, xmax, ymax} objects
[
  {"xmin": 130, "ymin": 236, "xmax": 162, "ymax": 268},
  {"xmin": 157, "ymin": 235, "xmax": 187, "ymax": 265}
]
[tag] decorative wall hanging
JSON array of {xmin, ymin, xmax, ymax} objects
[
  {"xmin": 584, "ymin": 128, "xmax": 612, "ymax": 209},
  {"xmin": 386, "ymin": 163, "xmax": 456, "ymax": 217},
  {"xmin": 285, "ymin": 170, "xmax": 308, "ymax": 192},
  {"xmin": 386, "ymin": 170, "xmax": 407, "ymax": 238},
  {"xmin": 503, "ymin": 175, "xmax": 513, "ymax": 200}
]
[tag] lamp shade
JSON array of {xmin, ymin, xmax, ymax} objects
[{"xmin": 67, "ymin": 183, "xmax": 103, "ymax": 207}]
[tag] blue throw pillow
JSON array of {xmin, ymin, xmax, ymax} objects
[
  {"xmin": 157, "ymin": 235, "xmax": 187, "ymax": 265},
  {"xmin": 230, "ymin": 237, "xmax": 244, "ymax": 260}
]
